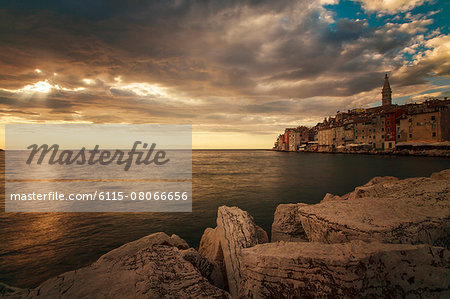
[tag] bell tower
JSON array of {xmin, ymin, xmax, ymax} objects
[{"xmin": 382, "ymin": 74, "xmax": 392, "ymax": 106}]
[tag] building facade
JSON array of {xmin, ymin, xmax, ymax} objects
[{"xmin": 275, "ymin": 74, "xmax": 450, "ymax": 152}]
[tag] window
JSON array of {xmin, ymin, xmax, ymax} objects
[
  {"xmin": 382, "ymin": 128, "xmax": 384, "ymax": 132},
  {"xmin": 389, "ymin": 142, "xmax": 392, "ymax": 148},
  {"xmin": 409, "ymin": 134, "xmax": 412, "ymax": 138},
  {"xmin": 362, "ymin": 129, "xmax": 364, "ymax": 133},
  {"xmin": 382, "ymin": 135, "xmax": 384, "ymax": 138},
  {"xmin": 356, "ymin": 136, "xmax": 358, "ymax": 139},
  {"xmin": 398, "ymin": 135, "xmax": 400, "ymax": 139},
  {"xmin": 431, "ymin": 116, "xmax": 436, "ymax": 120},
  {"xmin": 387, "ymin": 127, "xmax": 390, "ymax": 132},
  {"xmin": 386, "ymin": 120, "xmax": 390, "ymax": 125},
  {"xmin": 432, "ymin": 132, "xmax": 436, "ymax": 137}
]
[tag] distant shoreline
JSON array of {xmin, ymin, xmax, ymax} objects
[{"xmin": 273, "ymin": 148, "xmax": 450, "ymax": 157}]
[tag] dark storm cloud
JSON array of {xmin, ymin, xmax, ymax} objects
[
  {"xmin": 244, "ymin": 100, "xmax": 294, "ymax": 113},
  {"xmin": 0, "ymin": 1, "xmax": 439, "ymax": 93}
]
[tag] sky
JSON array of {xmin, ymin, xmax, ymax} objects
[{"xmin": 0, "ymin": 0, "xmax": 449, "ymax": 149}]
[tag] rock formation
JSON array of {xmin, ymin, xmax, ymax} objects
[
  {"xmin": 431, "ymin": 169, "xmax": 450, "ymax": 180},
  {"xmin": 180, "ymin": 248, "xmax": 225, "ymax": 289},
  {"xmin": 272, "ymin": 175, "xmax": 450, "ymax": 246},
  {"xmin": 320, "ymin": 176, "xmax": 400, "ymax": 203},
  {"xmin": 199, "ymin": 227, "xmax": 228, "ymax": 290},
  {"xmin": 2, "ymin": 170, "xmax": 449, "ymax": 298},
  {"xmin": 199, "ymin": 206, "xmax": 268, "ymax": 297},
  {"xmin": 239, "ymin": 240, "xmax": 450, "ymax": 298},
  {"xmin": 1, "ymin": 232, "xmax": 230, "ymax": 299}
]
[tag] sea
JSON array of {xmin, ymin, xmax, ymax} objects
[{"xmin": 1, "ymin": 150, "xmax": 450, "ymax": 288}]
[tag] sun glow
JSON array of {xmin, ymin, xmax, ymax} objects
[
  {"xmin": 83, "ymin": 78, "xmax": 94, "ymax": 85},
  {"xmin": 1, "ymin": 80, "xmax": 85, "ymax": 94},
  {"xmin": 21, "ymin": 80, "xmax": 53, "ymax": 93}
]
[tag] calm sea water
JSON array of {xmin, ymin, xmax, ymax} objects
[{"xmin": 1, "ymin": 150, "xmax": 450, "ymax": 288}]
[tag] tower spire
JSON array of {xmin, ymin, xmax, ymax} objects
[{"xmin": 382, "ymin": 73, "xmax": 392, "ymax": 106}]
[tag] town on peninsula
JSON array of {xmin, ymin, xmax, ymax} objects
[{"xmin": 273, "ymin": 75, "xmax": 450, "ymax": 156}]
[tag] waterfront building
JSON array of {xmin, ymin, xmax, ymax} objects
[
  {"xmin": 273, "ymin": 126, "xmax": 312, "ymax": 151},
  {"xmin": 398, "ymin": 99, "xmax": 450, "ymax": 143},
  {"xmin": 275, "ymin": 74, "xmax": 450, "ymax": 152}
]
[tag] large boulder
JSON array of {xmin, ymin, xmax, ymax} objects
[
  {"xmin": 199, "ymin": 206, "xmax": 268, "ymax": 298},
  {"xmin": 239, "ymin": 240, "xmax": 450, "ymax": 298},
  {"xmin": 320, "ymin": 176, "xmax": 400, "ymax": 203},
  {"xmin": 2, "ymin": 232, "xmax": 230, "ymax": 299},
  {"xmin": 180, "ymin": 248, "xmax": 225, "ymax": 289},
  {"xmin": 0, "ymin": 283, "xmax": 30, "ymax": 298},
  {"xmin": 431, "ymin": 169, "xmax": 450, "ymax": 180},
  {"xmin": 320, "ymin": 193, "xmax": 343, "ymax": 203},
  {"xmin": 272, "ymin": 176, "xmax": 450, "ymax": 246},
  {"xmin": 199, "ymin": 227, "xmax": 228, "ymax": 290},
  {"xmin": 271, "ymin": 203, "xmax": 309, "ymax": 242}
]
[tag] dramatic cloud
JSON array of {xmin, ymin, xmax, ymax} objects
[
  {"xmin": 0, "ymin": 0, "xmax": 448, "ymax": 148},
  {"xmin": 355, "ymin": 0, "xmax": 431, "ymax": 14}
]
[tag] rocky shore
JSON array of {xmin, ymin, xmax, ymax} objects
[
  {"xmin": 275, "ymin": 147, "xmax": 450, "ymax": 157},
  {"xmin": 2, "ymin": 170, "xmax": 449, "ymax": 298}
]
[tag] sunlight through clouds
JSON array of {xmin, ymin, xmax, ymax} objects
[{"xmin": 0, "ymin": 0, "xmax": 448, "ymax": 148}]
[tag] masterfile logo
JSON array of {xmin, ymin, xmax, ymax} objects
[
  {"xmin": 5, "ymin": 124, "xmax": 192, "ymax": 212},
  {"xmin": 26, "ymin": 141, "xmax": 170, "ymax": 171}
]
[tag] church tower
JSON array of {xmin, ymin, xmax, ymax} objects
[{"xmin": 382, "ymin": 73, "xmax": 392, "ymax": 106}]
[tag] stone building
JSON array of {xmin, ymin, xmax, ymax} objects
[
  {"xmin": 273, "ymin": 134, "xmax": 284, "ymax": 150},
  {"xmin": 318, "ymin": 127, "xmax": 335, "ymax": 150},
  {"xmin": 275, "ymin": 74, "xmax": 450, "ymax": 152},
  {"xmin": 286, "ymin": 126, "xmax": 310, "ymax": 151},
  {"xmin": 398, "ymin": 100, "xmax": 450, "ymax": 143}
]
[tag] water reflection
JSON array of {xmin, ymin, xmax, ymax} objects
[{"xmin": 1, "ymin": 150, "xmax": 450, "ymax": 288}]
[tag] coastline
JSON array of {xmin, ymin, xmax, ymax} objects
[
  {"xmin": 273, "ymin": 148, "xmax": 450, "ymax": 157},
  {"xmin": 2, "ymin": 169, "xmax": 449, "ymax": 298}
]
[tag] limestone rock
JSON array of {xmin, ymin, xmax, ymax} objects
[
  {"xmin": 239, "ymin": 240, "xmax": 450, "ymax": 298},
  {"xmin": 431, "ymin": 169, "xmax": 450, "ymax": 180},
  {"xmin": 181, "ymin": 248, "xmax": 224, "ymax": 289},
  {"xmin": 2, "ymin": 232, "xmax": 230, "ymax": 299},
  {"xmin": 339, "ymin": 176, "xmax": 400, "ymax": 201},
  {"xmin": 364, "ymin": 176, "xmax": 399, "ymax": 186},
  {"xmin": 271, "ymin": 203, "xmax": 309, "ymax": 242},
  {"xmin": 321, "ymin": 176, "xmax": 399, "ymax": 203},
  {"xmin": 320, "ymin": 193, "xmax": 343, "ymax": 203},
  {"xmin": 272, "ymin": 176, "xmax": 450, "ymax": 245},
  {"xmin": 345, "ymin": 176, "xmax": 399, "ymax": 201},
  {"xmin": 255, "ymin": 225, "xmax": 269, "ymax": 243},
  {"xmin": 0, "ymin": 283, "xmax": 30, "ymax": 299},
  {"xmin": 216, "ymin": 206, "xmax": 267, "ymax": 297},
  {"xmin": 199, "ymin": 227, "xmax": 228, "ymax": 290},
  {"xmin": 199, "ymin": 206, "xmax": 268, "ymax": 298}
]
